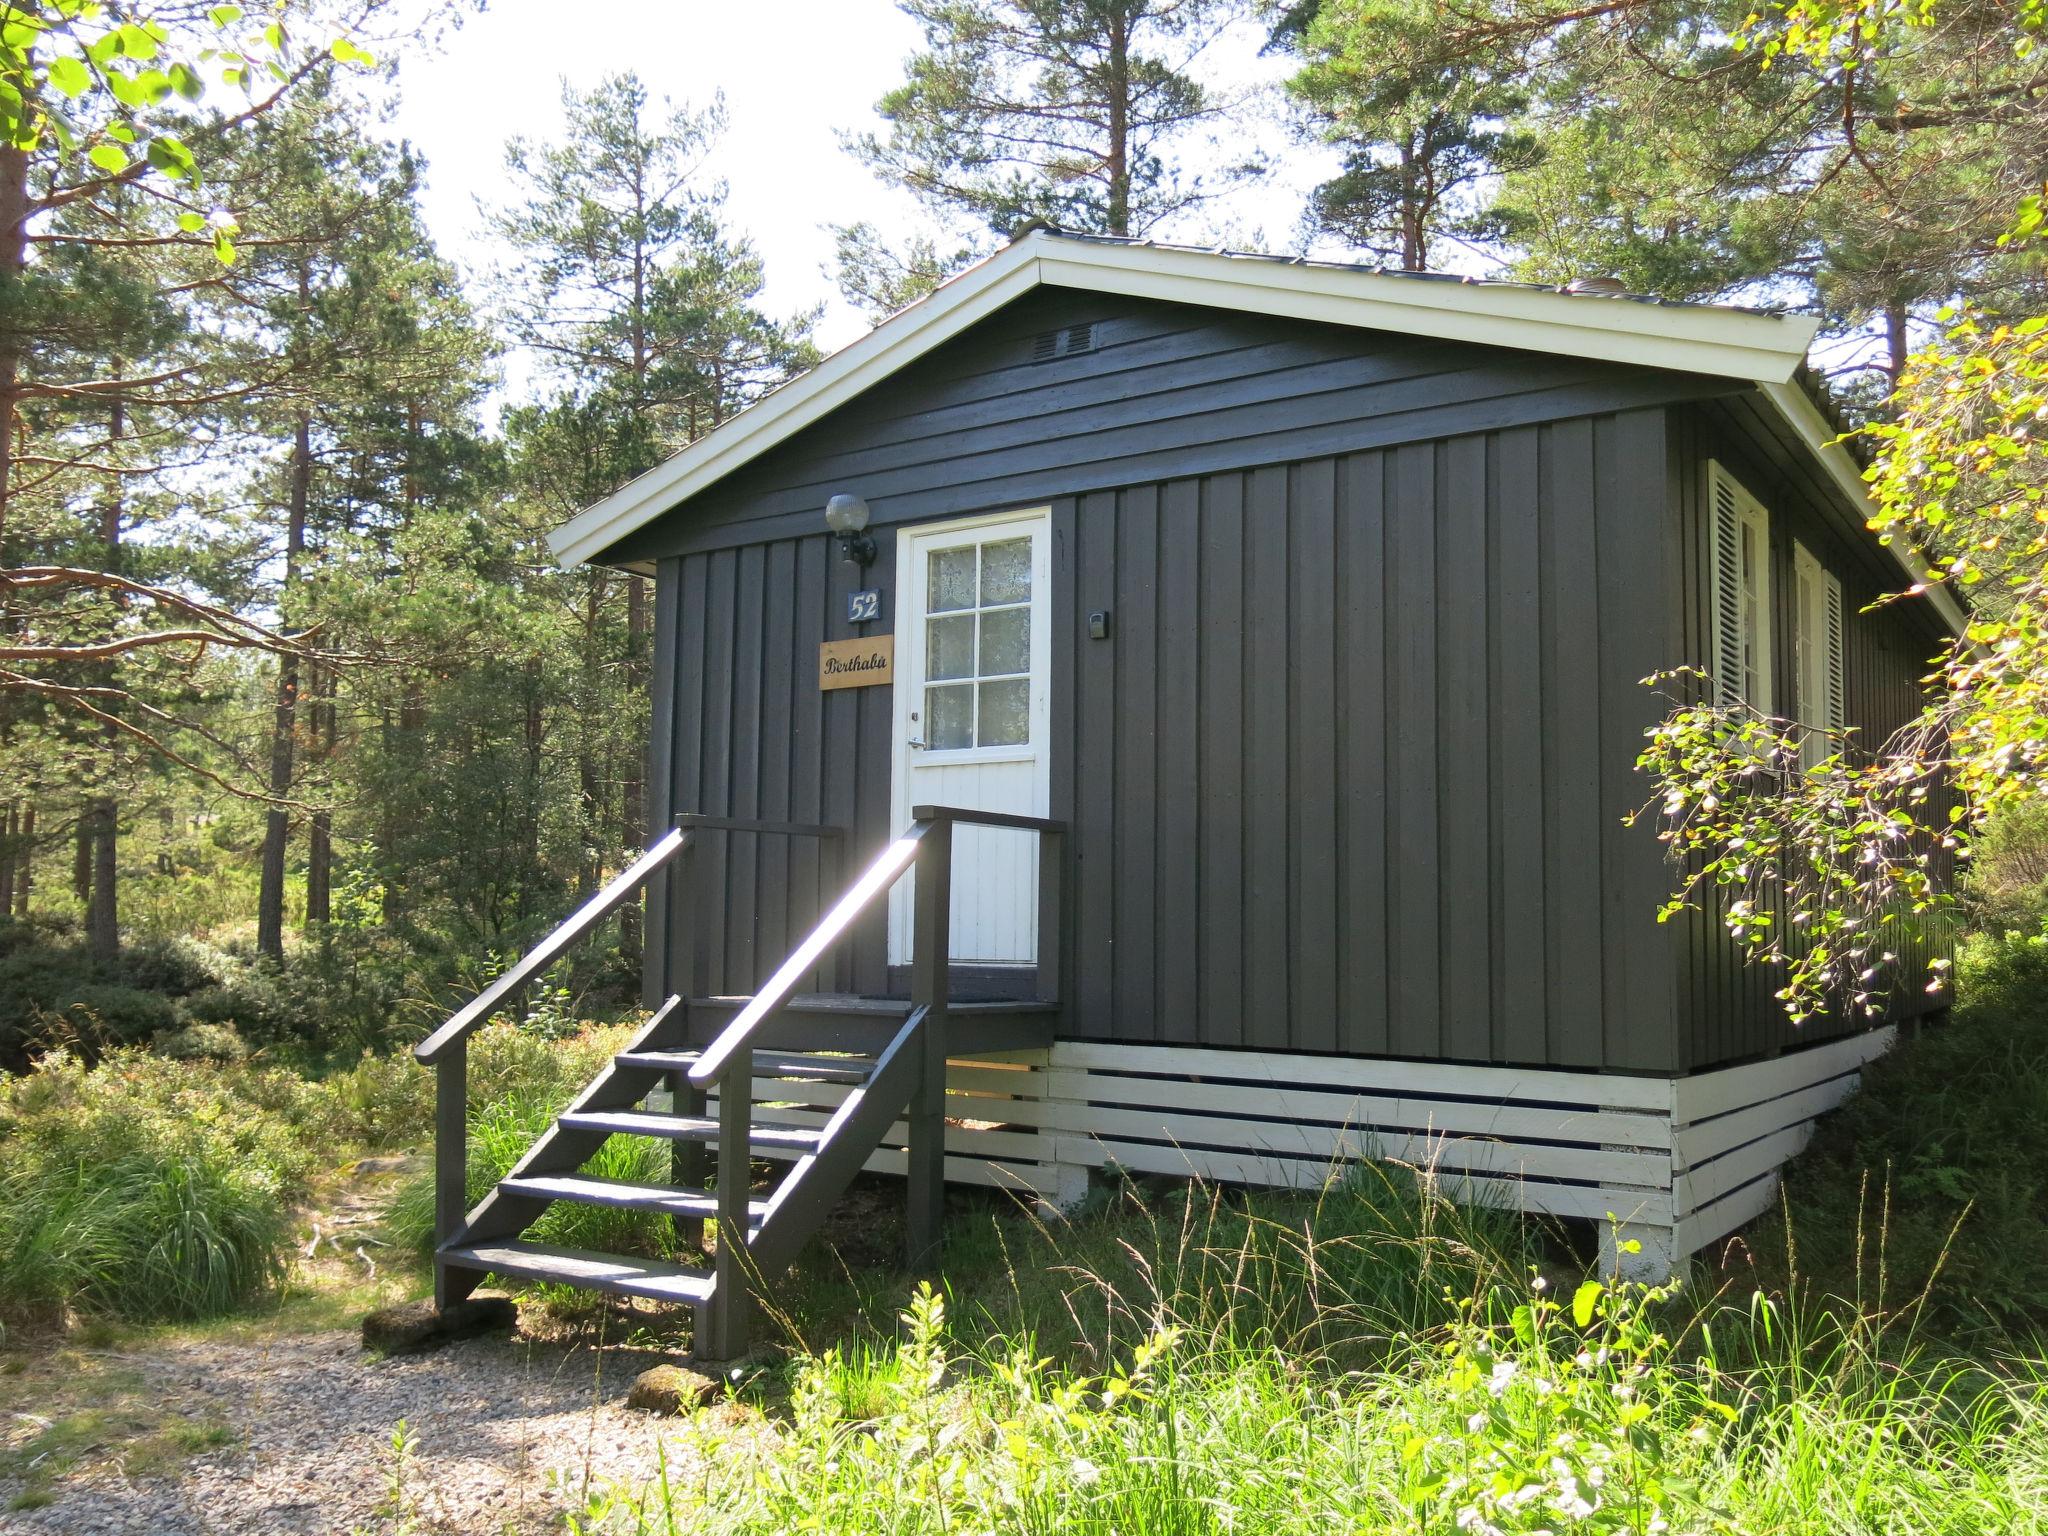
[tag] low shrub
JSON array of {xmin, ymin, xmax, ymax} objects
[
  {"xmin": 324, "ymin": 1016, "xmax": 636, "ymax": 1150},
  {"xmin": 1773, "ymin": 927, "xmax": 2048, "ymax": 1334},
  {"xmin": 153, "ymin": 1023, "xmax": 250, "ymax": 1062},
  {"xmin": 0, "ymin": 1049, "xmax": 342, "ymax": 1321}
]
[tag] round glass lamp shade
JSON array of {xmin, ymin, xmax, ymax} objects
[{"xmin": 824, "ymin": 494, "xmax": 871, "ymax": 534}]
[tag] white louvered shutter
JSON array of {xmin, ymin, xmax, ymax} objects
[
  {"xmin": 1708, "ymin": 462, "xmax": 1770, "ymax": 711},
  {"xmin": 1823, "ymin": 570, "xmax": 1846, "ymax": 735},
  {"xmin": 1709, "ymin": 465, "xmax": 1746, "ymax": 707}
]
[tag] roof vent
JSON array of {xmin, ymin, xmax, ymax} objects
[
  {"xmin": 1031, "ymin": 321, "xmax": 1097, "ymax": 362},
  {"xmin": 1566, "ymin": 275, "xmax": 1628, "ymax": 296}
]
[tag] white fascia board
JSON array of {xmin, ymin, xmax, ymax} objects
[
  {"xmin": 547, "ymin": 243, "xmax": 1044, "ymax": 570},
  {"xmin": 1756, "ymin": 378, "xmax": 1967, "ymax": 636},
  {"xmin": 1033, "ymin": 240, "xmax": 1819, "ymax": 384}
]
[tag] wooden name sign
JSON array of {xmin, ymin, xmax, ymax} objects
[{"xmin": 819, "ymin": 635, "xmax": 895, "ymax": 691}]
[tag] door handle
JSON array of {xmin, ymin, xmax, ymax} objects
[{"xmin": 907, "ymin": 736, "xmax": 928, "ymax": 750}]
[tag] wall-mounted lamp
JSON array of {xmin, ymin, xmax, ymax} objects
[{"xmin": 825, "ymin": 493, "xmax": 876, "ymax": 570}]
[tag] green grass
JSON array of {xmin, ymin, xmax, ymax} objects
[
  {"xmin": 0, "ymin": 1049, "xmax": 338, "ymax": 1323},
  {"xmin": 565, "ymin": 1193, "xmax": 2048, "ymax": 1536}
]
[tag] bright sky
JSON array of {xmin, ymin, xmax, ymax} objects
[{"xmin": 384, "ymin": 0, "xmax": 1340, "ymax": 364}]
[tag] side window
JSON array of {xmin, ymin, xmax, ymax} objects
[
  {"xmin": 1708, "ymin": 460, "xmax": 1773, "ymax": 712},
  {"xmin": 1792, "ymin": 540, "xmax": 1847, "ymax": 767}
]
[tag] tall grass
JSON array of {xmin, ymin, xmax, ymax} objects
[
  {"xmin": 0, "ymin": 1050, "xmax": 334, "ymax": 1322},
  {"xmin": 383, "ymin": 1018, "xmax": 679, "ymax": 1263},
  {"xmin": 569, "ymin": 1175, "xmax": 2048, "ymax": 1536}
]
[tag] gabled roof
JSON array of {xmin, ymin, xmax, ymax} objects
[{"xmin": 546, "ymin": 228, "xmax": 1962, "ymax": 632}]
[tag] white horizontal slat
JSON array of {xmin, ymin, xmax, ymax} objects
[
  {"xmin": 729, "ymin": 1073, "xmax": 1049, "ymax": 1122},
  {"xmin": 1044, "ymin": 1069, "xmax": 1672, "ymax": 1150},
  {"xmin": 1673, "ymin": 1027, "xmax": 1894, "ymax": 1125},
  {"xmin": 1673, "ymin": 1172, "xmax": 1782, "ymax": 1257},
  {"xmin": 1672, "ymin": 1073, "xmax": 1863, "ymax": 1169},
  {"xmin": 730, "ymin": 1100, "xmax": 1051, "ymax": 1163},
  {"xmin": 749, "ymin": 1139, "xmax": 1061, "ymax": 1195},
  {"xmin": 1673, "ymin": 1125, "xmax": 1815, "ymax": 1218},
  {"xmin": 1048, "ymin": 1041, "xmax": 1675, "ymax": 1112},
  {"xmin": 1031, "ymin": 1100, "xmax": 1667, "ymax": 1185},
  {"xmin": 1052, "ymin": 1135, "xmax": 1676, "ymax": 1225}
]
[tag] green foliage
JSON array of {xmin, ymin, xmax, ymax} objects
[
  {"xmin": 569, "ymin": 1261, "xmax": 2048, "ymax": 1536},
  {"xmin": 850, "ymin": 0, "xmax": 1263, "ymax": 240},
  {"xmin": 1772, "ymin": 929, "xmax": 2048, "ymax": 1332},
  {"xmin": 1957, "ymin": 800, "xmax": 2048, "ymax": 933},
  {"xmin": 324, "ymin": 1016, "xmax": 635, "ymax": 1151},
  {"xmin": 1283, "ymin": 0, "xmax": 1535, "ymax": 269},
  {"xmin": 0, "ymin": 1048, "xmax": 339, "ymax": 1321}
]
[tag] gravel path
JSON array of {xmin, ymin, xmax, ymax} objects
[{"xmin": 2, "ymin": 1323, "xmax": 745, "ymax": 1535}]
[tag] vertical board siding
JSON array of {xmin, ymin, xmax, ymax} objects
[
  {"xmin": 660, "ymin": 531, "xmax": 892, "ymax": 995},
  {"xmin": 1055, "ymin": 413, "xmax": 1679, "ymax": 1066},
  {"xmin": 1670, "ymin": 408, "xmax": 1951, "ymax": 1069},
  {"xmin": 661, "ymin": 412, "xmax": 1682, "ymax": 1069}
]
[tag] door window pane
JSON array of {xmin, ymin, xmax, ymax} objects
[
  {"xmin": 980, "ymin": 538, "xmax": 1031, "ymax": 604},
  {"xmin": 978, "ymin": 679, "xmax": 1029, "ymax": 746},
  {"xmin": 918, "ymin": 530, "xmax": 1036, "ymax": 750},
  {"xmin": 926, "ymin": 683, "xmax": 974, "ymax": 748},
  {"xmin": 926, "ymin": 614, "xmax": 975, "ymax": 680},
  {"xmin": 930, "ymin": 547, "xmax": 977, "ymax": 611},
  {"xmin": 978, "ymin": 607, "xmax": 1029, "ymax": 676}
]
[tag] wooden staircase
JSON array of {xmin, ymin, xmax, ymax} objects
[{"xmin": 413, "ymin": 809, "xmax": 1065, "ymax": 1360}]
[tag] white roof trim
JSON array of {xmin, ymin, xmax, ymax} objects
[
  {"xmin": 550, "ymin": 230, "xmax": 1824, "ymax": 570},
  {"xmin": 1755, "ymin": 379, "xmax": 1967, "ymax": 635}
]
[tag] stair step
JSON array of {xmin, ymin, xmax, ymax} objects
[
  {"xmin": 618, "ymin": 1049, "xmax": 872, "ymax": 1084},
  {"xmin": 441, "ymin": 1239, "xmax": 715, "ymax": 1304},
  {"xmin": 498, "ymin": 1174, "xmax": 768, "ymax": 1223},
  {"xmin": 558, "ymin": 1109, "xmax": 825, "ymax": 1150}
]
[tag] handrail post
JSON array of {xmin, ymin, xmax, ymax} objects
[
  {"xmin": 706, "ymin": 1042, "xmax": 753, "ymax": 1360},
  {"xmin": 906, "ymin": 815, "xmax": 952, "ymax": 1269},
  {"xmin": 673, "ymin": 826, "xmax": 698, "ymax": 1007},
  {"xmin": 1037, "ymin": 823, "xmax": 1064, "ymax": 1007},
  {"xmin": 432, "ymin": 1039, "xmax": 469, "ymax": 1309}
]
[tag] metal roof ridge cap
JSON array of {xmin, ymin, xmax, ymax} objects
[{"xmin": 1032, "ymin": 242, "xmax": 1813, "ymax": 382}]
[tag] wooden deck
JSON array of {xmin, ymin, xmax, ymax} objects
[{"xmin": 682, "ymin": 992, "xmax": 1060, "ymax": 1055}]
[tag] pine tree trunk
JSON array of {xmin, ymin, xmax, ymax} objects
[
  {"xmin": 578, "ymin": 579, "xmax": 603, "ymax": 898},
  {"xmin": 1884, "ymin": 303, "xmax": 1910, "ymax": 393},
  {"xmin": 1106, "ymin": 9, "xmax": 1131, "ymax": 236},
  {"xmin": 1400, "ymin": 143, "xmax": 1424, "ymax": 271},
  {"xmin": 304, "ymin": 663, "xmax": 334, "ymax": 926},
  {"xmin": 85, "ymin": 399, "xmax": 124, "ymax": 962},
  {"xmin": 0, "ymin": 803, "xmax": 16, "ymax": 915},
  {"xmin": 257, "ymin": 395, "xmax": 313, "ymax": 961},
  {"xmin": 86, "ymin": 795, "xmax": 116, "ymax": 959},
  {"xmin": 619, "ymin": 573, "xmax": 648, "ymax": 962},
  {"xmin": 0, "ymin": 142, "xmax": 27, "ymax": 546},
  {"xmin": 14, "ymin": 804, "xmax": 32, "ymax": 916}
]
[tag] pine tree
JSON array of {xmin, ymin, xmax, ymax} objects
[
  {"xmin": 487, "ymin": 72, "xmax": 815, "ymax": 963},
  {"xmin": 1280, "ymin": 0, "xmax": 1532, "ymax": 270},
  {"xmin": 848, "ymin": 0, "xmax": 1265, "ymax": 254}
]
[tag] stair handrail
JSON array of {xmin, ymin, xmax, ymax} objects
[
  {"xmin": 416, "ymin": 826, "xmax": 694, "ymax": 1066},
  {"xmin": 686, "ymin": 822, "xmax": 936, "ymax": 1089},
  {"xmin": 685, "ymin": 805, "xmax": 1069, "ymax": 1092}
]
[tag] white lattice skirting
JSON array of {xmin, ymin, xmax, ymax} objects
[{"xmin": 714, "ymin": 1025, "xmax": 1899, "ymax": 1280}]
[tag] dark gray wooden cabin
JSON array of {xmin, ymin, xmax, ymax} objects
[{"xmin": 416, "ymin": 231, "xmax": 1959, "ymax": 1348}]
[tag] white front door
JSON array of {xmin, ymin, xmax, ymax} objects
[{"xmin": 888, "ymin": 508, "xmax": 1052, "ymax": 967}]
